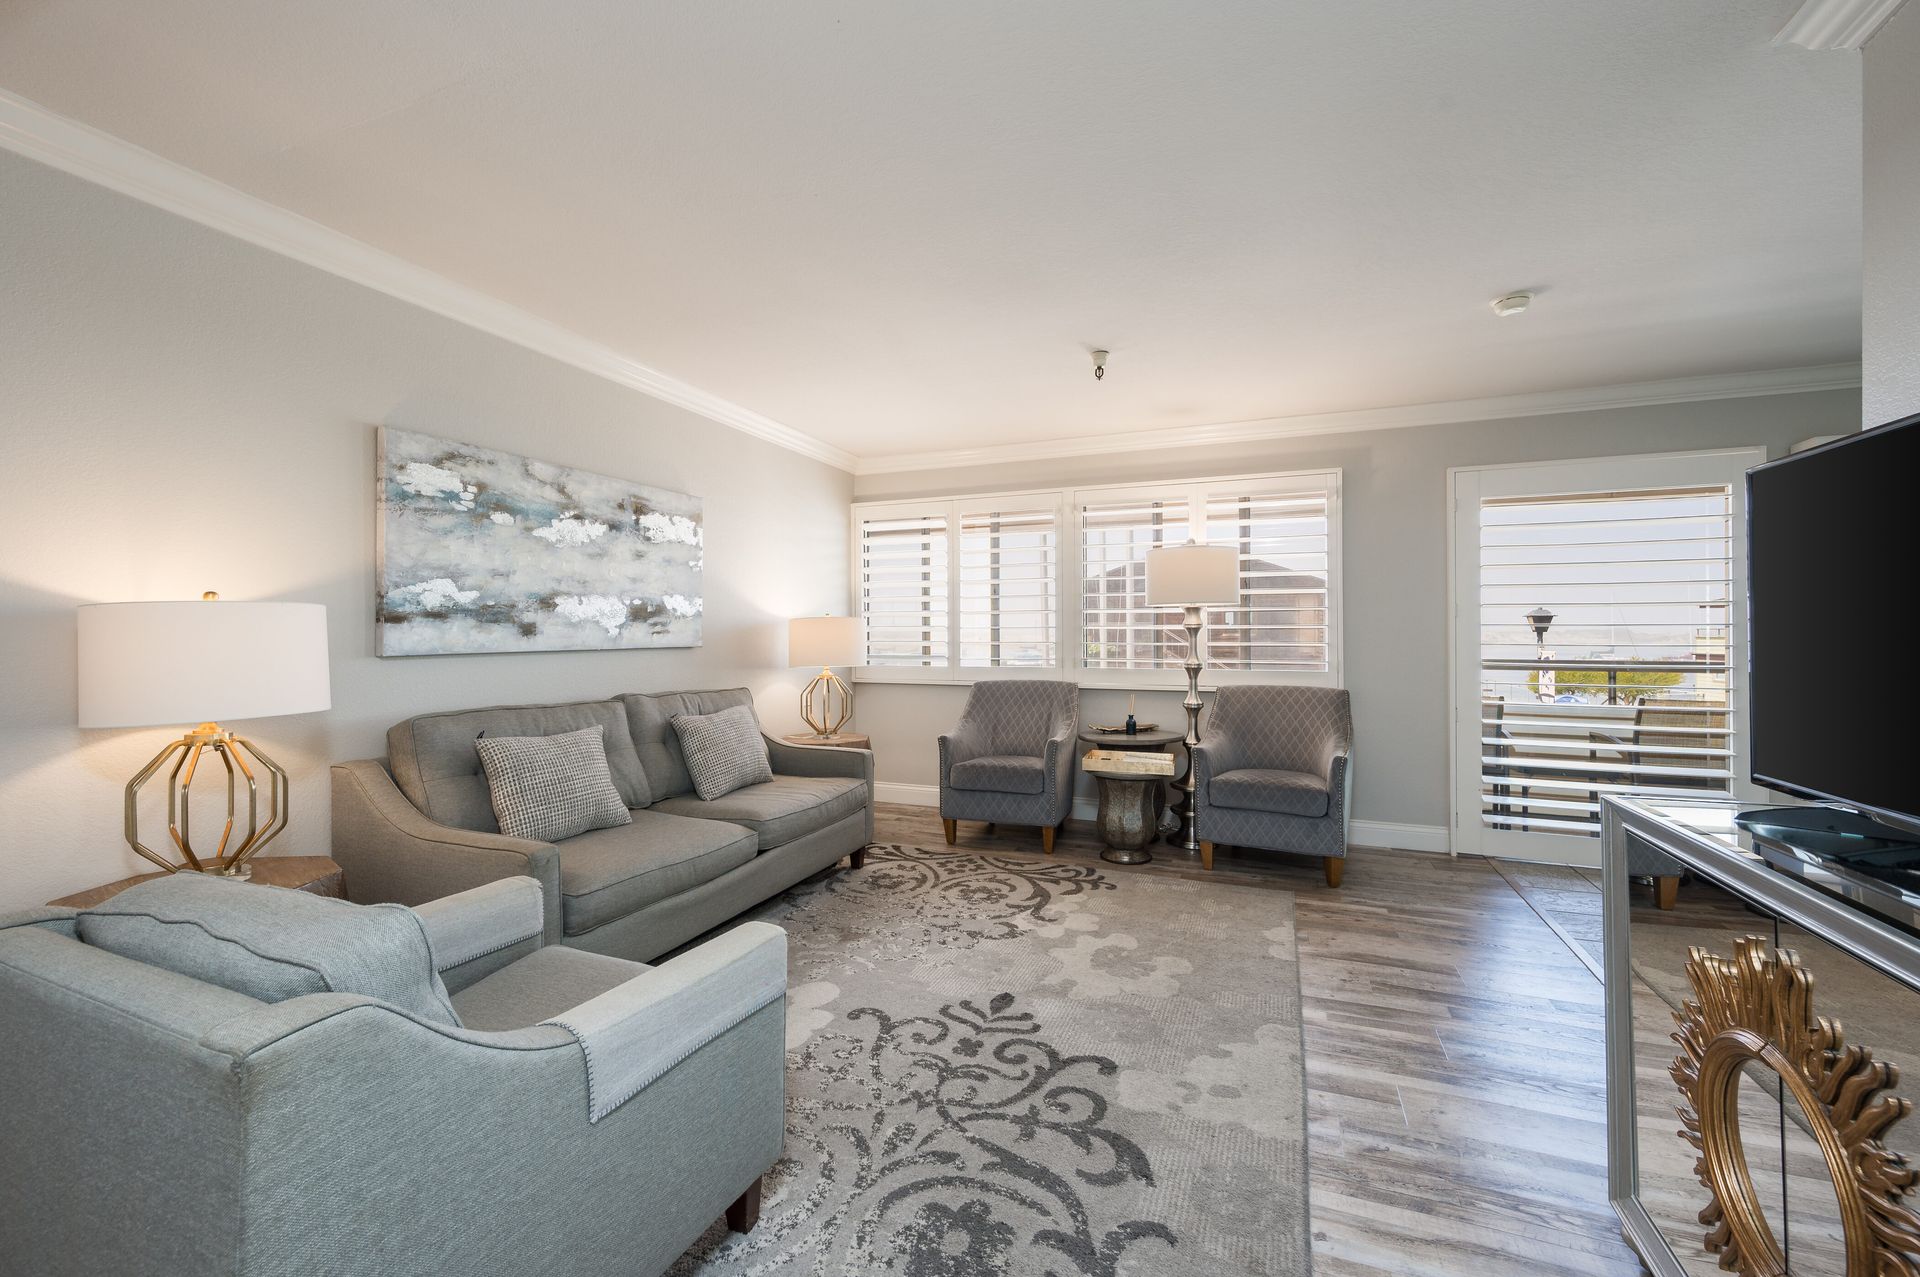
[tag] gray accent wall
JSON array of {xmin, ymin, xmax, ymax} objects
[
  {"xmin": 1865, "ymin": 3, "xmax": 1920, "ymax": 428},
  {"xmin": 0, "ymin": 151, "xmax": 853, "ymax": 908},
  {"xmin": 851, "ymin": 389, "xmax": 1861, "ymax": 844}
]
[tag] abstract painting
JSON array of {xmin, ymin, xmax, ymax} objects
[{"xmin": 376, "ymin": 427, "xmax": 703, "ymax": 656}]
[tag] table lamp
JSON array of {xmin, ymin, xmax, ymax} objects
[
  {"xmin": 788, "ymin": 615, "xmax": 860, "ymax": 740},
  {"xmin": 78, "ymin": 593, "xmax": 331, "ymax": 878},
  {"xmin": 1145, "ymin": 542, "xmax": 1238, "ymax": 852}
]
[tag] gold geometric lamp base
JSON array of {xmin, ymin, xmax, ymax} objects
[
  {"xmin": 788, "ymin": 615, "xmax": 860, "ymax": 742},
  {"xmin": 125, "ymin": 722, "xmax": 289, "ymax": 878},
  {"xmin": 78, "ymin": 593, "xmax": 331, "ymax": 880},
  {"xmin": 799, "ymin": 668, "xmax": 854, "ymax": 740}
]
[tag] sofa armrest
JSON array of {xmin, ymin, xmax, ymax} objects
[
  {"xmin": 1043, "ymin": 731, "xmax": 1074, "ymax": 807},
  {"xmin": 411, "ymin": 877, "xmax": 546, "ymax": 986},
  {"xmin": 542, "ymin": 920, "xmax": 788, "ymax": 1123},
  {"xmin": 1191, "ymin": 734, "xmax": 1242, "ymax": 797},
  {"xmin": 764, "ymin": 735, "xmax": 873, "ymax": 785},
  {"xmin": 331, "ymin": 760, "xmax": 563, "ymax": 944},
  {"xmin": 938, "ymin": 723, "xmax": 988, "ymax": 785}
]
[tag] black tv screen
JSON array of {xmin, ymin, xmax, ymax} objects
[{"xmin": 1747, "ymin": 411, "xmax": 1920, "ymax": 831}]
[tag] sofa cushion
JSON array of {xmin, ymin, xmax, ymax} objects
[
  {"xmin": 619, "ymin": 689, "xmax": 757, "ymax": 801},
  {"xmin": 76, "ymin": 874, "xmax": 460, "ymax": 1027},
  {"xmin": 672, "ymin": 704, "xmax": 774, "ymax": 800},
  {"xmin": 476, "ymin": 725, "xmax": 633, "ymax": 842},
  {"xmin": 1208, "ymin": 768, "xmax": 1330, "ymax": 818},
  {"xmin": 653, "ymin": 775, "xmax": 868, "ymax": 849},
  {"xmin": 949, "ymin": 754, "xmax": 1046, "ymax": 795},
  {"xmin": 451, "ymin": 946, "xmax": 649, "ymax": 1031},
  {"xmin": 387, "ymin": 699, "xmax": 651, "ymax": 833},
  {"xmin": 556, "ymin": 809, "xmax": 758, "ymax": 936}
]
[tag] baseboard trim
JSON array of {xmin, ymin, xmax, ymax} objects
[
  {"xmin": 1349, "ymin": 820, "xmax": 1452, "ymax": 855},
  {"xmin": 876, "ymin": 783, "xmax": 1451, "ymax": 854}
]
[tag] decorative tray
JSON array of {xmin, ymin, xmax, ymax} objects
[{"xmin": 1090, "ymin": 723, "xmax": 1159, "ymax": 734}]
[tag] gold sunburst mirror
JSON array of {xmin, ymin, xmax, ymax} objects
[{"xmin": 1670, "ymin": 936, "xmax": 1920, "ymax": 1276}]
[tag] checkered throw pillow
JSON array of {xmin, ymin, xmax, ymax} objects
[
  {"xmin": 474, "ymin": 725, "xmax": 633, "ymax": 843},
  {"xmin": 672, "ymin": 703, "xmax": 773, "ymax": 801}
]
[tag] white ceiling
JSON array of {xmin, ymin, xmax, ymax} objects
[{"xmin": 0, "ymin": 1, "xmax": 1863, "ymax": 465}]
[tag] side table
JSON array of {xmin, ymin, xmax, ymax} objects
[
  {"xmin": 48, "ymin": 856, "xmax": 345, "ymax": 908},
  {"xmin": 1081, "ymin": 750, "xmax": 1176, "ymax": 864},
  {"xmin": 1076, "ymin": 727, "xmax": 1183, "ymax": 834},
  {"xmin": 780, "ymin": 732, "xmax": 871, "ymax": 750}
]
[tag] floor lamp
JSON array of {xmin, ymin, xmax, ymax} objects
[{"xmin": 1145, "ymin": 543, "xmax": 1238, "ymax": 854}]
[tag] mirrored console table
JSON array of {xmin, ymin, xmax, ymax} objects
[{"xmin": 1603, "ymin": 795, "xmax": 1920, "ymax": 1276}]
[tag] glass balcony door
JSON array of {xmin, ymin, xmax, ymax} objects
[{"xmin": 1450, "ymin": 449, "xmax": 1765, "ymax": 865}]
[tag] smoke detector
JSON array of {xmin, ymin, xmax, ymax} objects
[{"xmin": 1491, "ymin": 292, "xmax": 1533, "ymax": 318}]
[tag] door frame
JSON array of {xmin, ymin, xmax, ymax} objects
[{"xmin": 1445, "ymin": 446, "xmax": 1768, "ymax": 865}]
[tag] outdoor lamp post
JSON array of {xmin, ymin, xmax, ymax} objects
[{"xmin": 1526, "ymin": 606, "xmax": 1555, "ymax": 650}]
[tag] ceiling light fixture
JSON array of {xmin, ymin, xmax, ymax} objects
[
  {"xmin": 1491, "ymin": 292, "xmax": 1533, "ymax": 318},
  {"xmin": 1091, "ymin": 349, "xmax": 1109, "ymax": 381}
]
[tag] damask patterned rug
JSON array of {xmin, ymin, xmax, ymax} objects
[{"xmin": 671, "ymin": 843, "xmax": 1310, "ymax": 1277}]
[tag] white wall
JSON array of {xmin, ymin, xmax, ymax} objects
[
  {"xmin": 0, "ymin": 152, "xmax": 852, "ymax": 908},
  {"xmin": 849, "ymin": 389, "xmax": 1861, "ymax": 845},
  {"xmin": 1864, "ymin": 2, "xmax": 1920, "ymax": 426}
]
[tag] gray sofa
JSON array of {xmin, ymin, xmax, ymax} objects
[
  {"xmin": 1192, "ymin": 685, "xmax": 1353, "ymax": 885},
  {"xmin": 333, "ymin": 688, "xmax": 872, "ymax": 963},
  {"xmin": 0, "ymin": 872, "xmax": 784, "ymax": 1277}
]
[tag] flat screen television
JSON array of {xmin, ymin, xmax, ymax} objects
[{"xmin": 1746, "ymin": 410, "xmax": 1920, "ymax": 837}]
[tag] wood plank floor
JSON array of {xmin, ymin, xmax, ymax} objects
[{"xmin": 872, "ymin": 803, "xmax": 1649, "ymax": 1277}]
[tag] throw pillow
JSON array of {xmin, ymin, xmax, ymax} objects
[
  {"xmin": 475, "ymin": 724, "xmax": 633, "ymax": 842},
  {"xmin": 672, "ymin": 703, "xmax": 773, "ymax": 801}
]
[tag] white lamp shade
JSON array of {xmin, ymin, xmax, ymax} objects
[
  {"xmin": 788, "ymin": 615, "xmax": 861, "ymax": 668},
  {"xmin": 78, "ymin": 600, "xmax": 331, "ymax": 729},
  {"xmin": 1145, "ymin": 543, "xmax": 1239, "ymax": 606}
]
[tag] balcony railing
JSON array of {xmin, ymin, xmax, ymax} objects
[{"xmin": 1480, "ymin": 657, "xmax": 1732, "ymax": 836}]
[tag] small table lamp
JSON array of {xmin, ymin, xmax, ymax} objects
[
  {"xmin": 1145, "ymin": 543, "xmax": 1238, "ymax": 853},
  {"xmin": 788, "ymin": 615, "xmax": 861, "ymax": 740},
  {"xmin": 78, "ymin": 593, "xmax": 331, "ymax": 878}
]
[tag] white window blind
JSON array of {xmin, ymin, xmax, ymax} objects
[
  {"xmin": 1478, "ymin": 485, "xmax": 1736, "ymax": 837},
  {"xmin": 1080, "ymin": 495, "xmax": 1191, "ymax": 671},
  {"xmin": 959, "ymin": 506, "xmax": 1057, "ymax": 667},
  {"xmin": 1202, "ymin": 488, "xmax": 1332, "ymax": 673},
  {"xmin": 859, "ymin": 511, "xmax": 950, "ymax": 668}
]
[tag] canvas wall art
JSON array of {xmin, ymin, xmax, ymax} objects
[{"xmin": 376, "ymin": 428, "xmax": 703, "ymax": 656}]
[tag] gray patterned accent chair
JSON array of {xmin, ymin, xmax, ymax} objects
[
  {"xmin": 1192, "ymin": 685, "xmax": 1353, "ymax": 885},
  {"xmin": 0, "ymin": 874, "xmax": 784, "ymax": 1276},
  {"xmin": 938, "ymin": 680, "xmax": 1080, "ymax": 853}
]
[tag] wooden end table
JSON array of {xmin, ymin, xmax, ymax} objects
[
  {"xmin": 1081, "ymin": 749, "xmax": 1177, "ymax": 865},
  {"xmin": 780, "ymin": 732, "xmax": 871, "ymax": 750},
  {"xmin": 49, "ymin": 856, "xmax": 345, "ymax": 908}
]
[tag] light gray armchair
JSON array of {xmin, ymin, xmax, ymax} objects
[
  {"xmin": 938, "ymin": 680, "xmax": 1080, "ymax": 853},
  {"xmin": 0, "ymin": 873, "xmax": 786, "ymax": 1277},
  {"xmin": 1192, "ymin": 685, "xmax": 1353, "ymax": 885}
]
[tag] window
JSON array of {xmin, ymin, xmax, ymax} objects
[
  {"xmin": 851, "ymin": 469, "xmax": 1340, "ymax": 684},
  {"xmin": 857, "ymin": 509, "xmax": 949, "ymax": 668},
  {"xmin": 959, "ymin": 505, "xmax": 1058, "ymax": 668}
]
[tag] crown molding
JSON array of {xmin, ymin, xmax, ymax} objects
[
  {"xmin": 852, "ymin": 363, "xmax": 1864, "ymax": 476},
  {"xmin": 1774, "ymin": 0, "xmax": 1909, "ymax": 48},
  {"xmin": 0, "ymin": 89, "xmax": 857, "ymax": 473}
]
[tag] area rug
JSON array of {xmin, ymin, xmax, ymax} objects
[{"xmin": 671, "ymin": 843, "xmax": 1310, "ymax": 1277}]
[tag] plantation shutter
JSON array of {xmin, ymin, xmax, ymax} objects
[
  {"xmin": 1201, "ymin": 487, "xmax": 1332, "ymax": 673},
  {"xmin": 859, "ymin": 510, "xmax": 950, "ymax": 668},
  {"xmin": 1477, "ymin": 485, "xmax": 1737, "ymax": 837},
  {"xmin": 959, "ymin": 506, "xmax": 1058, "ymax": 667},
  {"xmin": 1079, "ymin": 495, "xmax": 1192, "ymax": 670}
]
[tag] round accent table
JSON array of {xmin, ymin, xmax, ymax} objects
[
  {"xmin": 47, "ymin": 856, "xmax": 345, "ymax": 908},
  {"xmin": 780, "ymin": 732, "xmax": 871, "ymax": 750},
  {"xmin": 1081, "ymin": 749, "xmax": 1177, "ymax": 864},
  {"xmin": 1076, "ymin": 727, "xmax": 1183, "ymax": 836}
]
